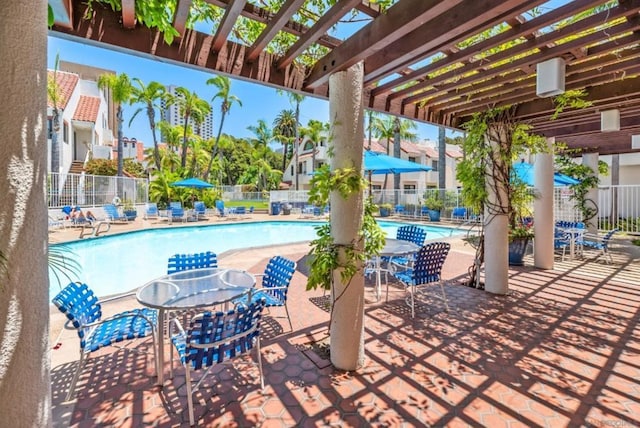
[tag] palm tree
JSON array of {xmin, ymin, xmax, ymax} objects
[
  {"xmin": 47, "ymin": 54, "xmax": 62, "ymax": 175},
  {"xmin": 97, "ymin": 72, "xmax": 134, "ymax": 178},
  {"xmin": 157, "ymin": 122, "xmax": 184, "ymax": 173},
  {"xmin": 277, "ymin": 90, "xmax": 305, "ymax": 190},
  {"xmin": 300, "ymin": 119, "xmax": 328, "ymax": 175},
  {"xmin": 272, "ymin": 109, "xmax": 296, "ymax": 172},
  {"xmin": 129, "ymin": 79, "xmax": 166, "ymax": 171},
  {"xmin": 247, "ymin": 119, "xmax": 273, "ymax": 150},
  {"xmin": 167, "ymin": 87, "xmax": 211, "ymax": 169},
  {"xmin": 371, "ymin": 114, "xmax": 418, "ymax": 190},
  {"xmin": 205, "ymin": 75, "xmax": 242, "ymax": 181}
]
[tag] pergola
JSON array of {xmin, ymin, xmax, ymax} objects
[{"xmin": 48, "ymin": 0, "xmax": 640, "ymax": 154}]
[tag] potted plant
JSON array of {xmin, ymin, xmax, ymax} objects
[
  {"xmin": 122, "ymin": 199, "xmax": 137, "ymax": 221},
  {"xmin": 378, "ymin": 203, "xmax": 393, "ymax": 217},
  {"xmin": 423, "ymin": 196, "xmax": 444, "ymax": 222}
]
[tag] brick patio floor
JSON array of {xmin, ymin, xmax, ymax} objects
[{"xmin": 49, "ymin": 234, "xmax": 640, "ymax": 427}]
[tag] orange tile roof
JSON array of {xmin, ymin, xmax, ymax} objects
[
  {"xmin": 47, "ymin": 70, "xmax": 78, "ymax": 110},
  {"xmin": 446, "ymin": 149, "xmax": 463, "ymax": 159},
  {"xmin": 72, "ymin": 96, "xmax": 100, "ymax": 122}
]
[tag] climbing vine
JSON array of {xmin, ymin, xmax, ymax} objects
[{"xmin": 306, "ymin": 164, "xmax": 385, "ymax": 293}]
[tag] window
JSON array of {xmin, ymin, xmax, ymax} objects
[
  {"xmin": 47, "ymin": 119, "xmax": 53, "ymax": 139},
  {"xmin": 408, "ymin": 156, "xmax": 417, "ymax": 163},
  {"xmin": 431, "ymin": 160, "xmax": 438, "ymax": 171},
  {"xmin": 290, "ymin": 165, "xmax": 294, "ymax": 176},
  {"xmin": 63, "ymin": 121, "xmax": 69, "ymax": 143},
  {"xmin": 404, "ymin": 184, "xmax": 416, "ymax": 194},
  {"xmin": 303, "ymin": 141, "xmax": 314, "ymax": 151}
]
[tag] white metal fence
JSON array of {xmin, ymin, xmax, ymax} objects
[{"xmin": 48, "ymin": 172, "xmax": 148, "ymax": 208}]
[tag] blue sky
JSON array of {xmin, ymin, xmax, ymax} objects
[{"xmin": 47, "ymin": 36, "xmax": 448, "ymax": 147}]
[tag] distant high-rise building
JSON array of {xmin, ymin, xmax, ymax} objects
[{"xmin": 162, "ymin": 85, "xmax": 214, "ymax": 140}]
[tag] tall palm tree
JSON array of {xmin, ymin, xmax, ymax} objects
[
  {"xmin": 98, "ymin": 72, "xmax": 134, "ymax": 178},
  {"xmin": 277, "ymin": 90, "xmax": 305, "ymax": 190},
  {"xmin": 272, "ymin": 108, "xmax": 296, "ymax": 172},
  {"xmin": 47, "ymin": 54, "xmax": 62, "ymax": 175},
  {"xmin": 157, "ymin": 121, "xmax": 185, "ymax": 173},
  {"xmin": 205, "ymin": 75, "xmax": 242, "ymax": 181},
  {"xmin": 129, "ymin": 79, "xmax": 166, "ymax": 171},
  {"xmin": 300, "ymin": 119, "xmax": 328, "ymax": 175},
  {"xmin": 167, "ymin": 87, "xmax": 211, "ymax": 169},
  {"xmin": 247, "ymin": 119, "xmax": 273, "ymax": 150}
]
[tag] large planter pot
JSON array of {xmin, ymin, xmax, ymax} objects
[
  {"xmin": 427, "ymin": 209, "xmax": 441, "ymax": 222},
  {"xmin": 124, "ymin": 210, "xmax": 137, "ymax": 221},
  {"xmin": 508, "ymin": 237, "xmax": 530, "ymax": 266},
  {"xmin": 379, "ymin": 207, "xmax": 391, "ymax": 217}
]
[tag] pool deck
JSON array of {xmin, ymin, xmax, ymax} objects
[{"xmin": 48, "ymin": 214, "xmax": 640, "ymax": 427}]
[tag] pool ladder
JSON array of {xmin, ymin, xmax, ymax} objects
[{"xmin": 78, "ymin": 221, "xmax": 111, "ymax": 239}]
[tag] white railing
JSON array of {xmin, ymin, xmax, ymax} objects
[{"xmin": 48, "ymin": 172, "xmax": 148, "ymax": 208}]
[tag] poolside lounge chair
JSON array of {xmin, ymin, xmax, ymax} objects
[
  {"xmin": 169, "ymin": 201, "xmax": 188, "ymax": 222},
  {"xmin": 193, "ymin": 201, "xmax": 208, "ymax": 220},
  {"xmin": 233, "ymin": 255, "xmax": 296, "ymax": 332},
  {"xmin": 393, "ymin": 242, "xmax": 450, "ymax": 318},
  {"xmin": 451, "ymin": 207, "xmax": 468, "ymax": 221},
  {"xmin": 49, "ymin": 215, "xmax": 65, "ymax": 231},
  {"xmin": 144, "ymin": 202, "xmax": 159, "ymax": 220},
  {"xmin": 103, "ymin": 203, "xmax": 129, "ymax": 223},
  {"xmin": 169, "ymin": 298, "xmax": 266, "ymax": 426},
  {"xmin": 52, "ymin": 282, "xmax": 158, "ymax": 401}
]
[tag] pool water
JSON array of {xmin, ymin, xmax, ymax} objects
[{"xmin": 50, "ymin": 220, "xmax": 462, "ymax": 297}]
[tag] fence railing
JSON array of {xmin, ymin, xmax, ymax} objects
[
  {"xmin": 48, "ymin": 174, "xmax": 640, "ymax": 234},
  {"xmin": 48, "ymin": 172, "xmax": 148, "ymax": 209}
]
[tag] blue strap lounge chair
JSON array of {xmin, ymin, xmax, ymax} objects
[
  {"xmin": 193, "ymin": 201, "xmax": 208, "ymax": 220},
  {"xmin": 52, "ymin": 282, "xmax": 158, "ymax": 401},
  {"xmin": 582, "ymin": 228, "xmax": 618, "ymax": 264},
  {"xmin": 169, "ymin": 201, "xmax": 187, "ymax": 222},
  {"xmin": 144, "ymin": 202, "xmax": 159, "ymax": 220},
  {"xmin": 169, "ymin": 299, "xmax": 266, "ymax": 426},
  {"xmin": 393, "ymin": 242, "xmax": 450, "ymax": 318},
  {"xmin": 103, "ymin": 203, "xmax": 129, "ymax": 223},
  {"xmin": 233, "ymin": 255, "xmax": 296, "ymax": 332}
]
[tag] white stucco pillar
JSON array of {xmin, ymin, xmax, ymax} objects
[
  {"xmin": 328, "ymin": 62, "xmax": 366, "ymax": 370},
  {"xmin": 484, "ymin": 138, "xmax": 509, "ymax": 295},
  {"xmin": 534, "ymin": 138, "xmax": 555, "ymax": 269},
  {"xmin": 583, "ymin": 153, "xmax": 599, "ymax": 234},
  {"xmin": 0, "ymin": 1, "xmax": 51, "ymax": 426}
]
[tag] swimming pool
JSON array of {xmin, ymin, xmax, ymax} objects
[{"xmin": 49, "ymin": 220, "xmax": 463, "ymax": 297}]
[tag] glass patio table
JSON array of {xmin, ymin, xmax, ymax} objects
[
  {"xmin": 373, "ymin": 238, "xmax": 421, "ymax": 301},
  {"xmin": 136, "ymin": 267, "xmax": 256, "ymax": 384}
]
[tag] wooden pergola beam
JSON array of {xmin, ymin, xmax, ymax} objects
[
  {"xmin": 211, "ymin": 0, "xmax": 247, "ymax": 52},
  {"xmin": 246, "ymin": 0, "xmax": 306, "ymax": 63},
  {"xmin": 305, "ymin": 0, "xmax": 465, "ymax": 89},
  {"xmin": 121, "ymin": 0, "xmax": 136, "ymax": 28},
  {"xmin": 172, "ymin": 0, "xmax": 193, "ymax": 37},
  {"xmin": 277, "ymin": 0, "xmax": 362, "ymax": 69}
]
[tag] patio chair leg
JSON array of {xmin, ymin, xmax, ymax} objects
[
  {"xmin": 256, "ymin": 337, "xmax": 264, "ymax": 390},
  {"xmin": 65, "ymin": 351, "xmax": 87, "ymax": 401},
  {"xmin": 185, "ymin": 366, "xmax": 195, "ymax": 426},
  {"xmin": 439, "ymin": 281, "xmax": 450, "ymax": 312},
  {"xmin": 410, "ymin": 286, "xmax": 415, "ymax": 319},
  {"xmin": 284, "ymin": 304, "xmax": 293, "ymax": 332}
]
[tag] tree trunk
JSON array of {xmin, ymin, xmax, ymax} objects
[
  {"xmin": 180, "ymin": 112, "xmax": 190, "ymax": 169},
  {"xmin": 393, "ymin": 118, "xmax": 401, "ymax": 205},
  {"xmin": 329, "ymin": 61, "xmax": 366, "ymax": 371},
  {"xmin": 438, "ymin": 126, "xmax": 446, "ymax": 202},
  {"xmin": 148, "ymin": 106, "xmax": 162, "ymax": 171},
  {"xmin": 117, "ymin": 107, "xmax": 124, "ymax": 177},
  {"xmin": 204, "ymin": 112, "xmax": 226, "ymax": 181},
  {"xmin": 0, "ymin": 1, "xmax": 51, "ymax": 425},
  {"xmin": 294, "ymin": 103, "xmax": 300, "ymax": 191}
]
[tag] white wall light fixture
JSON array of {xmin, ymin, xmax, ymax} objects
[
  {"xmin": 601, "ymin": 109, "xmax": 620, "ymax": 132},
  {"xmin": 632, "ymin": 134, "xmax": 640, "ymax": 150},
  {"xmin": 536, "ymin": 58, "xmax": 566, "ymax": 97}
]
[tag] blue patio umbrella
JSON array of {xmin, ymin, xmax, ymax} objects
[
  {"xmin": 170, "ymin": 178, "xmax": 215, "ymax": 189},
  {"xmin": 364, "ymin": 150, "xmax": 432, "ymax": 174},
  {"xmin": 512, "ymin": 161, "xmax": 579, "ymax": 187}
]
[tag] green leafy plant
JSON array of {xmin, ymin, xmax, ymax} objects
[
  {"xmin": 423, "ymin": 196, "xmax": 444, "ymax": 211},
  {"xmin": 306, "ymin": 164, "xmax": 385, "ymax": 292},
  {"xmin": 49, "ymin": 245, "xmax": 81, "ymax": 288}
]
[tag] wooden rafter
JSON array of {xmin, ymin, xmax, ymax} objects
[
  {"xmin": 246, "ymin": 0, "xmax": 307, "ymax": 63},
  {"xmin": 121, "ymin": 0, "xmax": 136, "ymax": 28},
  {"xmin": 277, "ymin": 0, "xmax": 362, "ymax": 69},
  {"xmin": 305, "ymin": 0, "xmax": 466, "ymax": 89},
  {"xmin": 211, "ymin": 0, "xmax": 247, "ymax": 52},
  {"xmin": 173, "ymin": 0, "xmax": 193, "ymax": 37}
]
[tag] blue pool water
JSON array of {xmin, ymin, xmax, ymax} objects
[{"xmin": 50, "ymin": 220, "xmax": 462, "ymax": 297}]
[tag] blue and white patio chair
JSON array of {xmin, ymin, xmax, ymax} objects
[
  {"xmin": 169, "ymin": 201, "xmax": 187, "ymax": 222},
  {"xmin": 52, "ymin": 282, "xmax": 158, "ymax": 401},
  {"xmin": 193, "ymin": 201, "xmax": 209, "ymax": 220},
  {"xmin": 392, "ymin": 242, "xmax": 450, "ymax": 318},
  {"xmin": 144, "ymin": 202, "xmax": 159, "ymax": 220},
  {"xmin": 387, "ymin": 225, "xmax": 427, "ymax": 270},
  {"xmin": 169, "ymin": 298, "xmax": 266, "ymax": 426},
  {"xmin": 167, "ymin": 251, "xmax": 218, "ymax": 274},
  {"xmin": 554, "ymin": 229, "xmax": 571, "ymax": 261},
  {"xmin": 582, "ymin": 228, "xmax": 618, "ymax": 264},
  {"xmin": 451, "ymin": 207, "xmax": 467, "ymax": 221},
  {"xmin": 233, "ymin": 255, "xmax": 296, "ymax": 332},
  {"xmin": 103, "ymin": 203, "xmax": 129, "ymax": 223}
]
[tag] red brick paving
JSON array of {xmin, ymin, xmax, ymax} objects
[{"xmin": 50, "ymin": 247, "xmax": 640, "ymax": 427}]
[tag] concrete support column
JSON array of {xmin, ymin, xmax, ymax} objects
[
  {"xmin": 583, "ymin": 153, "xmax": 599, "ymax": 234},
  {"xmin": 328, "ymin": 62, "xmax": 366, "ymax": 370},
  {"xmin": 534, "ymin": 138, "xmax": 555, "ymax": 269},
  {"xmin": 484, "ymin": 138, "xmax": 509, "ymax": 295},
  {"xmin": 0, "ymin": 1, "xmax": 51, "ymax": 426}
]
